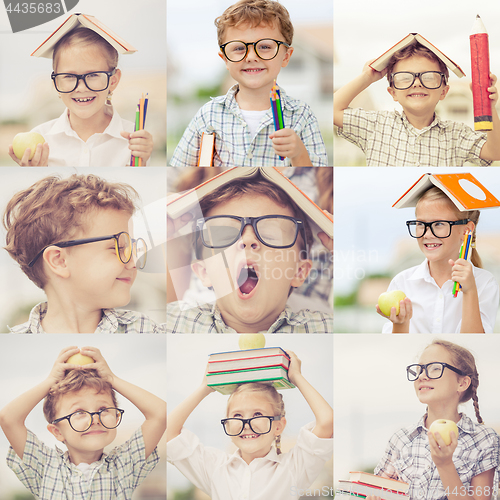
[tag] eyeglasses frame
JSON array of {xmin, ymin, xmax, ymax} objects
[
  {"xmin": 51, "ymin": 69, "xmax": 117, "ymax": 93},
  {"xmin": 219, "ymin": 38, "xmax": 290, "ymax": 62},
  {"xmin": 406, "ymin": 362, "xmax": 467, "ymax": 381},
  {"xmin": 390, "ymin": 71, "xmax": 447, "ymax": 90},
  {"xmin": 51, "ymin": 407, "xmax": 125, "ymax": 432},
  {"xmin": 405, "ymin": 219, "xmax": 470, "ymax": 239},
  {"xmin": 220, "ymin": 415, "xmax": 282, "ymax": 436},
  {"xmin": 28, "ymin": 231, "xmax": 147, "ymax": 269}
]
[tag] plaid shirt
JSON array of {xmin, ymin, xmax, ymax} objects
[
  {"xmin": 338, "ymin": 108, "xmax": 491, "ymax": 166},
  {"xmin": 166, "ymin": 301, "xmax": 332, "ymax": 333},
  {"xmin": 374, "ymin": 413, "xmax": 500, "ymax": 500},
  {"xmin": 7, "ymin": 428, "xmax": 159, "ymax": 500},
  {"xmin": 8, "ymin": 302, "xmax": 163, "ymax": 333},
  {"xmin": 169, "ymin": 85, "xmax": 328, "ymax": 167}
]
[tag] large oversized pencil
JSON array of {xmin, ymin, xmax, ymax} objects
[
  {"xmin": 270, "ymin": 80, "xmax": 284, "ymax": 161},
  {"xmin": 470, "ymin": 15, "xmax": 493, "ymax": 131}
]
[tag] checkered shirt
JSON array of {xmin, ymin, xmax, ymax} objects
[
  {"xmin": 169, "ymin": 85, "xmax": 328, "ymax": 167},
  {"xmin": 8, "ymin": 302, "xmax": 163, "ymax": 333},
  {"xmin": 338, "ymin": 108, "xmax": 491, "ymax": 166},
  {"xmin": 166, "ymin": 301, "xmax": 332, "ymax": 333},
  {"xmin": 374, "ymin": 413, "xmax": 500, "ymax": 500},
  {"xmin": 7, "ymin": 428, "xmax": 159, "ymax": 500}
]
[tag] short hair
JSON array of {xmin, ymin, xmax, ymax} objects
[
  {"xmin": 43, "ymin": 369, "xmax": 118, "ymax": 424},
  {"xmin": 3, "ymin": 174, "xmax": 139, "ymax": 289},
  {"xmin": 215, "ymin": 0, "xmax": 294, "ymax": 46},
  {"xmin": 386, "ymin": 41, "xmax": 449, "ymax": 86},
  {"xmin": 53, "ymin": 27, "xmax": 119, "ymax": 71}
]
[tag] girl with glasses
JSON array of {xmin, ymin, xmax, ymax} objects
[
  {"xmin": 366, "ymin": 340, "xmax": 499, "ymax": 500},
  {"xmin": 376, "ymin": 187, "xmax": 498, "ymax": 333}
]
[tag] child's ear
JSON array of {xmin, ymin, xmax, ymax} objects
[
  {"xmin": 218, "ymin": 51, "xmax": 230, "ymax": 70},
  {"xmin": 191, "ymin": 260, "xmax": 213, "ymax": 288},
  {"xmin": 439, "ymin": 84, "xmax": 450, "ymax": 101},
  {"xmin": 109, "ymin": 68, "xmax": 122, "ymax": 92},
  {"xmin": 458, "ymin": 376, "xmax": 471, "ymax": 394},
  {"xmin": 47, "ymin": 423, "xmax": 65, "ymax": 443},
  {"xmin": 387, "ymin": 86, "xmax": 398, "ymax": 101},
  {"xmin": 281, "ymin": 47, "xmax": 294, "ymax": 68},
  {"xmin": 290, "ymin": 259, "xmax": 312, "ymax": 288},
  {"xmin": 275, "ymin": 416, "xmax": 287, "ymax": 435},
  {"xmin": 43, "ymin": 247, "xmax": 71, "ymax": 279}
]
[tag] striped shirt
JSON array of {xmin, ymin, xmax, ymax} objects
[
  {"xmin": 8, "ymin": 302, "xmax": 163, "ymax": 333},
  {"xmin": 374, "ymin": 413, "xmax": 500, "ymax": 500},
  {"xmin": 7, "ymin": 428, "xmax": 159, "ymax": 500},
  {"xmin": 338, "ymin": 108, "xmax": 491, "ymax": 166},
  {"xmin": 169, "ymin": 85, "xmax": 328, "ymax": 167},
  {"xmin": 166, "ymin": 301, "xmax": 333, "ymax": 333}
]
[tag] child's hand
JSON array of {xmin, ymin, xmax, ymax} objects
[
  {"xmin": 79, "ymin": 347, "xmax": 114, "ymax": 383},
  {"xmin": 376, "ymin": 297, "xmax": 413, "ymax": 324},
  {"xmin": 201, "ymin": 362, "xmax": 215, "ymax": 394},
  {"xmin": 121, "ymin": 129, "xmax": 153, "ymax": 163},
  {"xmin": 8, "ymin": 142, "xmax": 49, "ymax": 166},
  {"xmin": 366, "ymin": 497, "xmax": 382, "ymax": 500},
  {"xmin": 428, "ymin": 429, "xmax": 457, "ymax": 468},
  {"xmin": 362, "ymin": 59, "xmax": 388, "ymax": 84},
  {"xmin": 48, "ymin": 346, "xmax": 81, "ymax": 383},
  {"xmin": 318, "ymin": 210, "xmax": 333, "ymax": 253},
  {"xmin": 269, "ymin": 128, "xmax": 308, "ymax": 161},
  {"xmin": 285, "ymin": 350, "xmax": 302, "ymax": 385},
  {"xmin": 488, "ymin": 73, "xmax": 498, "ymax": 105},
  {"xmin": 449, "ymin": 258, "xmax": 476, "ymax": 294}
]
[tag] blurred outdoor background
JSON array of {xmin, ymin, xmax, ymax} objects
[
  {"xmin": 167, "ymin": 0, "xmax": 333, "ymax": 165},
  {"xmin": 334, "ymin": 0, "xmax": 500, "ymax": 166},
  {"xmin": 0, "ymin": 335, "xmax": 166, "ymax": 500},
  {"xmin": 334, "ymin": 167, "xmax": 500, "ymax": 333},
  {"xmin": 167, "ymin": 334, "xmax": 333, "ymax": 500},
  {"xmin": 0, "ymin": 167, "xmax": 166, "ymax": 331},
  {"xmin": 0, "ymin": 0, "xmax": 167, "ymax": 166},
  {"xmin": 334, "ymin": 334, "xmax": 500, "ymax": 490}
]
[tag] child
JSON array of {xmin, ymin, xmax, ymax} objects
[
  {"xmin": 8, "ymin": 25, "xmax": 153, "ymax": 167},
  {"xmin": 3, "ymin": 174, "xmax": 162, "ymax": 333},
  {"xmin": 169, "ymin": 0, "xmax": 328, "ymax": 167},
  {"xmin": 366, "ymin": 340, "xmax": 500, "ymax": 500},
  {"xmin": 334, "ymin": 41, "xmax": 500, "ymax": 166},
  {"xmin": 167, "ymin": 350, "xmax": 333, "ymax": 499},
  {"xmin": 376, "ymin": 187, "xmax": 499, "ymax": 333},
  {"xmin": 166, "ymin": 175, "xmax": 333, "ymax": 332},
  {"xmin": 0, "ymin": 346, "xmax": 166, "ymax": 499}
]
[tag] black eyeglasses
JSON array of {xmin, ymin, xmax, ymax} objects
[
  {"xmin": 220, "ymin": 38, "xmax": 290, "ymax": 62},
  {"xmin": 391, "ymin": 71, "xmax": 446, "ymax": 90},
  {"xmin": 221, "ymin": 416, "xmax": 281, "ymax": 436},
  {"xmin": 406, "ymin": 219, "xmax": 470, "ymax": 239},
  {"xmin": 52, "ymin": 407, "xmax": 125, "ymax": 432},
  {"xmin": 195, "ymin": 215, "xmax": 306, "ymax": 258},
  {"xmin": 406, "ymin": 362, "xmax": 467, "ymax": 381},
  {"xmin": 51, "ymin": 69, "xmax": 116, "ymax": 93},
  {"xmin": 28, "ymin": 231, "xmax": 147, "ymax": 269}
]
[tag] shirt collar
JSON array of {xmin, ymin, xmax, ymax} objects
[
  {"xmin": 396, "ymin": 111, "xmax": 448, "ymax": 133},
  {"xmin": 416, "ymin": 412, "xmax": 475, "ymax": 435},
  {"xmin": 226, "ymin": 444, "xmax": 282, "ymax": 466}
]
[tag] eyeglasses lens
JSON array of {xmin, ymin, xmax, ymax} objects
[
  {"xmin": 54, "ymin": 72, "xmax": 109, "ymax": 92},
  {"xmin": 393, "ymin": 72, "xmax": 442, "ymax": 90},
  {"xmin": 224, "ymin": 416, "xmax": 272, "ymax": 436},
  {"xmin": 409, "ymin": 221, "xmax": 451, "ymax": 238},
  {"xmin": 70, "ymin": 408, "xmax": 122, "ymax": 431},
  {"xmin": 407, "ymin": 363, "xmax": 444, "ymax": 381},
  {"xmin": 225, "ymin": 39, "xmax": 278, "ymax": 62}
]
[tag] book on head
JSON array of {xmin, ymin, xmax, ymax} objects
[{"xmin": 208, "ymin": 347, "xmax": 290, "ymax": 373}]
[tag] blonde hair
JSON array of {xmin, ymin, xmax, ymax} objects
[
  {"xmin": 416, "ymin": 187, "xmax": 482, "ymax": 268},
  {"xmin": 227, "ymin": 382, "xmax": 285, "ymax": 454}
]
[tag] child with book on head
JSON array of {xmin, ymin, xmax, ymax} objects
[
  {"xmin": 166, "ymin": 174, "xmax": 333, "ymax": 333},
  {"xmin": 169, "ymin": 0, "xmax": 328, "ymax": 167},
  {"xmin": 366, "ymin": 340, "xmax": 499, "ymax": 500},
  {"xmin": 167, "ymin": 350, "xmax": 333, "ymax": 500},
  {"xmin": 3, "ymin": 174, "xmax": 162, "ymax": 333},
  {"xmin": 376, "ymin": 187, "xmax": 499, "ymax": 333},
  {"xmin": 0, "ymin": 346, "xmax": 166, "ymax": 499},
  {"xmin": 334, "ymin": 41, "xmax": 500, "ymax": 166},
  {"xmin": 8, "ymin": 21, "xmax": 153, "ymax": 167}
]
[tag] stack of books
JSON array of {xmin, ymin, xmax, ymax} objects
[
  {"xmin": 336, "ymin": 471, "xmax": 409, "ymax": 500},
  {"xmin": 206, "ymin": 347, "xmax": 295, "ymax": 395}
]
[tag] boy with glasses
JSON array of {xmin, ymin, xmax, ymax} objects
[
  {"xmin": 169, "ymin": 0, "xmax": 328, "ymax": 167},
  {"xmin": 3, "ymin": 174, "xmax": 162, "ymax": 333},
  {"xmin": 0, "ymin": 346, "xmax": 166, "ymax": 499},
  {"xmin": 334, "ymin": 41, "xmax": 500, "ymax": 166}
]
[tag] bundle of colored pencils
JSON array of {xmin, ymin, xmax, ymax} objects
[
  {"xmin": 452, "ymin": 230, "xmax": 472, "ymax": 297},
  {"xmin": 130, "ymin": 93, "xmax": 149, "ymax": 166},
  {"xmin": 270, "ymin": 80, "xmax": 284, "ymax": 161}
]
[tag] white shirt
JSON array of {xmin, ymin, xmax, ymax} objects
[
  {"xmin": 167, "ymin": 423, "xmax": 333, "ymax": 500},
  {"xmin": 31, "ymin": 107, "xmax": 134, "ymax": 167},
  {"xmin": 240, "ymin": 109, "xmax": 268, "ymax": 138},
  {"xmin": 382, "ymin": 259, "xmax": 499, "ymax": 333}
]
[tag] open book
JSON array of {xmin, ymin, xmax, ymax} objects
[
  {"xmin": 31, "ymin": 13, "xmax": 137, "ymax": 58},
  {"xmin": 370, "ymin": 33, "xmax": 465, "ymax": 78}
]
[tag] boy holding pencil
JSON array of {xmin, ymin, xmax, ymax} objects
[{"xmin": 169, "ymin": 0, "xmax": 328, "ymax": 167}]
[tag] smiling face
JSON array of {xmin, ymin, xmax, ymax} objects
[{"xmin": 192, "ymin": 194, "xmax": 312, "ymax": 333}]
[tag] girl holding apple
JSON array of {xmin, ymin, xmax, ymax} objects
[{"xmin": 367, "ymin": 339, "xmax": 499, "ymax": 500}]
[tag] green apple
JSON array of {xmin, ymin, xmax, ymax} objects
[
  {"xmin": 238, "ymin": 334, "xmax": 266, "ymax": 350},
  {"xmin": 66, "ymin": 353, "xmax": 94, "ymax": 366},
  {"xmin": 12, "ymin": 132, "xmax": 45, "ymax": 160},
  {"xmin": 429, "ymin": 419, "xmax": 458, "ymax": 446},
  {"xmin": 378, "ymin": 290, "xmax": 407, "ymax": 316}
]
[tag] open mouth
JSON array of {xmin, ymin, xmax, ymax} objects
[
  {"xmin": 72, "ymin": 96, "xmax": 96, "ymax": 104},
  {"xmin": 419, "ymin": 386, "xmax": 434, "ymax": 392},
  {"xmin": 236, "ymin": 262, "xmax": 260, "ymax": 299},
  {"xmin": 424, "ymin": 243, "xmax": 442, "ymax": 250},
  {"xmin": 240, "ymin": 434, "xmax": 259, "ymax": 439},
  {"xmin": 242, "ymin": 68, "xmax": 264, "ymax": 73},
  {"xmin": 408, "ymin": 93, "xmax": 428, "ymax": 98}
]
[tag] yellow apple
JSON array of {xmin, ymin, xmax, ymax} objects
[
  {"xmin": 12, "ymin": 132, "xmax": 45, "ymax": 160},
  {"xmin": 238, "ymin": 334, "xmax": 266, "ymax": 350},
  {"xmin": 429, "ymin": 419, "xmax": 458, "ymax": 446},
  {"xmin": 66, "ymin": 353, "xmax": 94, "ymax": 365},
  {"xmin": 378, "ymin": 290, "xmax": 407, "ymax": 316}
]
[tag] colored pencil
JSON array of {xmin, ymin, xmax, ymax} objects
[
  {"xmin": 130, "ymin": 94, "xmax": 149, "ymax": 167},
  {"xmin": 452, "ymin": 230, "xmax": 472, "ymax": 297},
  {"xmin": 270, "ymin": 80, "xmax": 284, "ymax": 161},
  {"xmin": 138, "ymin": 94, "xmax": 145, "ymax": 167}
]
